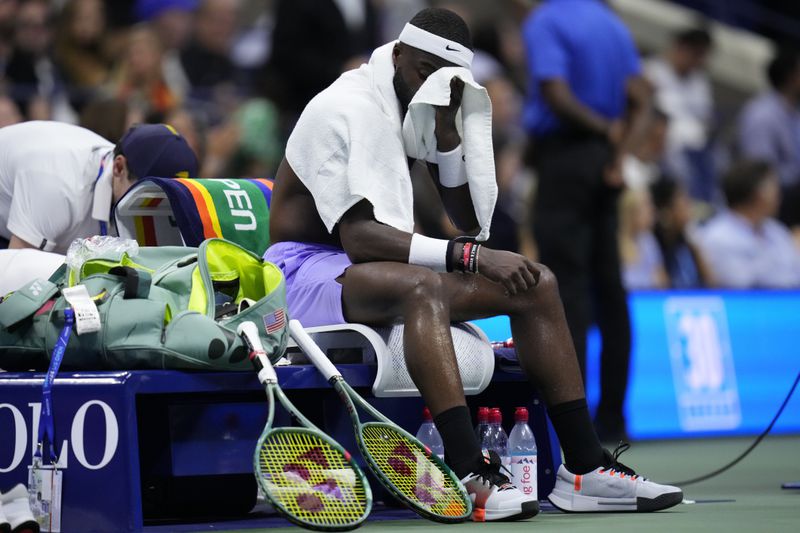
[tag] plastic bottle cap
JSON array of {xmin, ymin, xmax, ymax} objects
[
  {"xmin": 422, "ymin": 407, "xmax": 432, "ymax": 422},
  {"xmin": 514, "ymin": 407, "xmax": 529, "ymax": 423},
  {"xmin": 477, "ymin": 406, "xmax": 489, "ymax": 423},
  {"xmin": 489, "ymin": 408, "xmax": 502, "ymax": 424}
]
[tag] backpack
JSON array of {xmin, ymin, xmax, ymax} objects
[{"xmin": 0, "ymin": 238, "xmax": 288, "ymax": 371}]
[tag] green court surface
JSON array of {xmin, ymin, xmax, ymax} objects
[{"xmin": 224, "ymin": 435, "xmax": 800, "ymax": 533}]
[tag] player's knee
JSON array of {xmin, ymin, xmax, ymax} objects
[
  {"xmin": 536, "ymin": 264, "xmax": 558, "ymax": 295},
  {"xmin": 405, "ymin": 267, "xmax": 445, "ymax": 302},
  {"xmin": 518, "ymin": 264, "xmax": 559, "ymax": 312}
]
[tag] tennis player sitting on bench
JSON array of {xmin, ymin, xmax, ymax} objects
[{"xmin": 266, "ymin": 8, "xmax": 683, "ymax": 521}]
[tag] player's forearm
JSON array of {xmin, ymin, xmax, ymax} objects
[
  {"xmin": 425, "ymin": 161, "xmax": 479, "ymax": 233},
  {"xmin": 439, "ymin": 186, "xmax": 479, "ymax": 233},
  {"xmin": 8, "ymin": 234, "xmax": 36, "ymax": 250}
]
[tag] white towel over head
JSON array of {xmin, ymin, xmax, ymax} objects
[{"xmin": 284, "ymin": 42, "xmax": 496, "ymax": 242}]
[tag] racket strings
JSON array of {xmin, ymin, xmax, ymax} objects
[
  {"xmin": 258, "ymin": 430, "xmax": 369, "ymax": 527},
  {"xmin": 360, "ymin": 424, "xmax": 469, "ymax": 518}
]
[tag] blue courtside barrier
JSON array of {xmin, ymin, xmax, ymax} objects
[
  {"xmin": 0, "ymin": 364, "xmax": 558, "ymax": 532},
  {"xmin": 474, "ymin": 290, "xmax": 800, "ymax": 440}
]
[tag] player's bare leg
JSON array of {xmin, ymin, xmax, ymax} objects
[
  {"xmin": 339, "ymin": 261, "xmax": 540, "ymax": 520},
  {"xmin": 340, "ymin": 262, "xmax": 466, "ymax": 416}
]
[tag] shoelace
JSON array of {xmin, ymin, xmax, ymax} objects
[
  {"xmin": 599, "ymin": 442, "xmax": 642, "ymax": 480},
  {"xmin": 474, "ymin": 450, "xmax": 513, "ymax": 489}
]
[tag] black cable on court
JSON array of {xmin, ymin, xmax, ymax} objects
[{"xmin": 666, "ymin": 369, "xmax": 800, "ymax": 487}]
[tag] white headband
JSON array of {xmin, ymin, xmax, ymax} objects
[{"xmin": 398, "ymin": 23, "xmax": 473, "ymax": 69}]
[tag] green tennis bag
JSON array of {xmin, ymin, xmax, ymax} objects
[{"xmin": 0, "ymin": 238, "xmax": 288, "ymax": 371}]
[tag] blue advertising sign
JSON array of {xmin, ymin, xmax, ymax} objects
[
  {"xmin": 664, "ymin": 296, "xmax": 742, "ymax": 432},
  {"xmin": 474, "ymin": 290, "xmax": 800, "ymax": 439},
  {"xmin": 0, "ymin": 373, "xmax": 140, "ymax": 532}
]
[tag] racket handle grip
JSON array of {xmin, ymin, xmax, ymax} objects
[
  {"xmin": 237, "ymin": 321, "xmax": 277, "ymax": 384},
  {"xmin": 289, "ymin": 319, "xmax": 342, "ymax": 381}
]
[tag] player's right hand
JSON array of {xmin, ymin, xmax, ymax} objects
[{"xmin": 477, "ymin": 247, "xmax": 540, "ymax": 295}]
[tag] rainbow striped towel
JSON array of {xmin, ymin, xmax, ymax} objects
[{"xmin": 114, "ymin": 177, "xmax": 274, "ymax": 255}]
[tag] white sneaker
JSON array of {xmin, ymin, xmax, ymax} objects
[
  {"xmin": 1, "ymin": 498, "xmax": 10, "ymax": 533},
  {"xmin": 0, "ymin": 485, "xmax": 38, "ymax": 533},
  {"xmin": 460, "ymin": 451, "xmax": 539, "ymax": 521},
  {"xmin": 548, "ymin": 444, "xmax": 683, "ymax": 513}
]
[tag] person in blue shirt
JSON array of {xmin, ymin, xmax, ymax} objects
[{"xmin": 522, "ymin": 0, "xmax": 652, "ymax": 443}]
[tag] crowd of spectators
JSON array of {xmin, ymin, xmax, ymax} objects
[{"xmin": 0, "ymin": 0, "xmax": 798, "ymax": 290}]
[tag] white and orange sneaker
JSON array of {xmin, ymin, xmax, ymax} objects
[
  {"xmin": 548, "ymin": 444, "xmax": 683, "ymax": 512},
  {"xmin": 460, "ymin": 451, "xmax": 539, "ymax": 521}
]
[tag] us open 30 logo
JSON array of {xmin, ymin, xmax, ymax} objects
[{"xmin": 664, "ymin": 297, "xmax": 741, "ymax": 432}]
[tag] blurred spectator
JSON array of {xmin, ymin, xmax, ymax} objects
[
  {"xmin": 136, "ymin": 0, "xmax": 196, "ymax": 49},
  {"xmin": 0, "ymin": 93, "xmax": 21, "ymax": 126},
  {"xmin": 229, "ymin": 1, "xmax": 271, "ymax": 75},
  {"xmin": 0, "ymin": 0, "xmax": 18, "ymax": 63},
  {"xmin": 3, "ymin": 0, "xmax": 58, "ymax": 119},
  {"xmin": 163, "ymin": 106, "xmax": 206, "ymax": 169},
  {"xmin": 55, "ymin": 0, "xmax": 111, "ymax": 97},
  {"xmin": 135, "ymin": 0, "xmax": 197, "ymax": 103},
  {"xmin": 112, "ymin": 24, "xmax": 179, "ymax": 116},
  {"xmin": 698, "ymin": 160, "xmax": 800, "ymax": 288},
  {"xmin": 180, "ymin": 0, "xmax": 239, "ymax": 102},
  {"xmin": 618, "ymin": 187, "xmax": 668, "ymax": 290},
  {"xmin": 738, "ymin": 47, "xmax": 800, "ymax": 235},
  {"xmin": 471, "ymin": 14, "xmax": 529, "ymax": 92},
  {"xmin": 522, "ymin": 0, "xmax": 651, "ymax": 443},
  {"xmin": 268, "ymin": 0, "xmax": 379, "ymax": 117},
  {"xmin": 485, "ymin": 138, "xmax": 523, "ymax": 253},
  {"xmin": 486, "ymin": 75, "xmax": 525, "ymax": 143},
  {"xmin": 377, "ymin": 0, "xmax": 426, "ymax": 43},
  {"xmin": 80, "ymin": 96, "xmax": 142, "ymax": 142},
  {"xmin": 645, "ymin": 28, "xmax": 715, "ymax": 201},
  {"xmin": 102, "ymin": 0, "xmax": 135, "ymax": 32},
  {"xmin": 159, "ymin": 100, "xmax": 279, "ymax": 180},
  {"xmin": 228, "ymin": 98, "xmax": 281, "ymax": 177},
  {"xmin": 651, "ymin": 178, "xmax": 712, "ymax": 288},
  {"xmin": 623, "ymin": 109, "xmax": 669, "ymax": 190},
  {"xmin": 485, "ymin": 75, "xmax": 529, "ymax": 253}
]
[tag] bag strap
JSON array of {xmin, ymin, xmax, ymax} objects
[
  {"xmin": 108, "ymin": 266, "xmax": 152, "ymax": 299},
  {"xmin": 48, "ymin": 263, "xmax": 68, "ymax": 285}
]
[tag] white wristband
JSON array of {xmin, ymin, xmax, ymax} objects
[
  {"xmin": 436, "ymin": 144, "xmax": 468, "ymax": 188},
  {"xmin": 408, "ymin": 233, "xmax": 449, "ymax": 272}
]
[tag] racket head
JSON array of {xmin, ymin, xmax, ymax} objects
[
  {"xmin": 357, "ymin": 421, "xmax": 471, "ymax": 522},
  {"xmin": 254, "ymin": 425, "xmax": 372, "ymax": 531}
]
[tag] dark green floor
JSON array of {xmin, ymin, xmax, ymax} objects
[{"xmin": 224, "ymin": 435, "xmax": 800, "ymax": 533}]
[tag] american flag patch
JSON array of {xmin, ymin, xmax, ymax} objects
[{"xmin": 264, "ymin": 308, "xmax": 286, "ymax": 334}]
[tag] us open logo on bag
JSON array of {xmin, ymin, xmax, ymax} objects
[{"xmin": 664, "ymin": 297, "xmax": 741, "ymax": 432}]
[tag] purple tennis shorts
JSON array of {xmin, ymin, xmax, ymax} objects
[{"xmin": 264, "ymin": 241, "xmax": 352, "ymax": 327}]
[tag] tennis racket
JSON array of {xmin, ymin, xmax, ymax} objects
[
  {"xmin": 238, "ymin": 322, "xmax": 372, "ymax": 531},
  {"xmin": 288, "ymin": 319, "xmax": 472, "ymax": 523}
]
